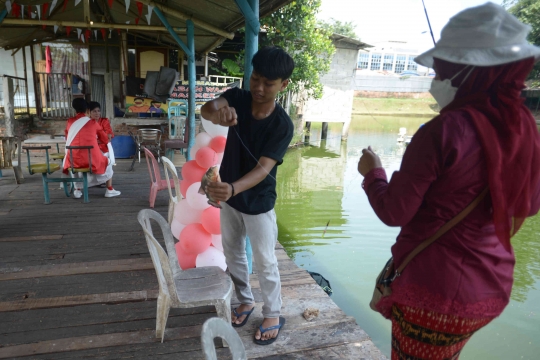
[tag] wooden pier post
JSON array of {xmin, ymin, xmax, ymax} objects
[{"xmin": 321, "ymin": 122, "xmax": 328, "ymax": 141}]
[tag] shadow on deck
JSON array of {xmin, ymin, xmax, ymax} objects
[{"xmin": 0, "ymin": 159, "xmax": 386, "ymax": 359}]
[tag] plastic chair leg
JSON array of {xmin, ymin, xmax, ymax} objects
[
  {"xmin": 214, "ymin": 297, "xmax": 233, "ymax": 348},
  {"xmin": 156, "ymin": 292, "xmax": 171, "ymax": 343},
  {"xmin": 149, "ymin": 185, "xmax": 158, "ymax": 208},
  {"xmin": 41, "ymin": 173, "xmax": 51, "ymax": 205},
  {"xmin": 82, "ymin": 173, "xmax": 90, "ymax": 203}
]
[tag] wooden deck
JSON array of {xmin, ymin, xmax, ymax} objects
[{"xmin": 0, "ymin": 159, "xmax": 386, "ymax": 359}]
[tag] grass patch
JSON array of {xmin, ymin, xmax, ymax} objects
[{"xmin": 353, "ymin": 97, "xmax": 439, "ymax": 115}]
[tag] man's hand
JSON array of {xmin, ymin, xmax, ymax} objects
[
  {"xmin": 358, "ymin": 146, "xmax": 382, "ymax": 176},
  {"xmin": 216, "ymin": 106, "xmax": 238, "ymax": 127},
  {"xmin": 205, "ymin": 181, "xmax": 233, "ymax": 202}
]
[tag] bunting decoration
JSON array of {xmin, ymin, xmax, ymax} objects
[
  {"xmin": 75, "ymin": 0, "xmax": 82, "ymax": 6},
  {"xmin": 101, "ymin": 28, "xmax": 107, "ymax": 40},
  {"xmin": 136, "ymin": 1, "xmax": 143, "ymax": 18},
  {"xmin": 135, "ymin": 17, "xmax": 139, "ymax": 25},
  {"xmin": 5, "ymin": 1, "xmax": 12, "ymax": 14},
  {"xmin": 85, "ymin": 29, "xmax": 91, "ymax": 41},
  {"xmin": 50, "ymin": 0, "xmax": 58, "ymax": 16},
  {"xmin": 62, "ymin": 0, "xmax": 69, "ymax": 12},
  {"xmin": 125, "ymin": 0, "xmax": 130, "ymax": 13},
  {"xmin": 145, "ymin": 5, "xmax": 153, "ymax": 25},
  {"xmin": 108, "ymin": 0, "xmax": 113, "ymax": 8},
  {"xmin": 36, "ymin": 5, "xmax": 41, "ymax": 20},
  {"xmin": 77, "ymin": 28, "xmax": 82, "ymax": 39},
  {"xmin": 11, "ymin": 3, "xmax": 20, "ymax": 18},
  {"xmin": 125, "ymin": 21, "xmax": 130, "ymax": 32},
  {"xmin": 94, "ymin": 30, "xmax": 98, "ymax": 40},
  {"xmin": 54, "ymin": 25, "xmax": 59, "ymax": 34},
  {"xmin": 20, "ymin": 5, "xmax": 24, "ymax": 19},
  {"xmin": 43, "ymin": 3, "xmax": 49, "ymax": 19},
  {"xmin": 117, "ymin": 28, "xmax": 121, "ymax": 36},
  {"xmin": 27, "ymin": 4, "xmax": 32, "ymax": 19},
  {"xmin": 109, "ymin": 29, "xmax": 113, "ymax": 39},
  {"xmin": 66, "ymin": 26, "xmax": 72, "ymax": 35}
]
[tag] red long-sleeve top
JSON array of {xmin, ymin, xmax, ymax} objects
[{"xmin": 96, "ymin": 117, "xmax": 114, "ymax": 153}]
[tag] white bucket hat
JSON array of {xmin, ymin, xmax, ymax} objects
[{"xmin": 415, "ymin": 2, "xmax": 540, "ymax": 68}]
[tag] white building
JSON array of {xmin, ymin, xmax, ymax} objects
[{"xmin": 356, "ymin": 40, "xmax": 430, "ymax": 75}]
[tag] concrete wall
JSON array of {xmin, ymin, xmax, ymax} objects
[
  {"xmin": 303, "ymin": 47, "xmax": 358, "ymax": 123},
  {"xmin": 354, "ymin": 73, "xmax": 432, "ymax": 93}
]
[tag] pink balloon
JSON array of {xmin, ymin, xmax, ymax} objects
[
  {"xmin": 186, "ymin": 181, "xmax": 210, "ymax": 210},
  {"xmin": 209, "ymin": 136, "xmax": 227, "ymax": 153},
  {"xmin": 201, "ymin": 206, "xmax": 221, "ymax": 235},
  {"xmin": 195, "ymin": 146, "xmax": 217, "ymax": 169},
  {"xmin": 174, "ymin": 199, "xmax": 203, "ymax": 225},
  {"xmin": 175, "ymin": 241, "xmax": 197, "ymax": 270},
  {"xmin": 211, "ymin": 234, "xmax": 223, "ymax": 252},
  {"xmin": 214, "ymin": 152, "xmax": 224, "ymax": 165},
  {"xmin": 170, "ymin": 218, "xmax": 186, "ymax": 240},
  {"xmin": 181, "ymin": 160, "xmax": 206, "ymax": 184},
  {"xmin": 196, "ymin": 246, "xmax": 227, "ymax": 271},
  {"xmin": 179, "ymin": 223, "xmax": 212, "ymax": 255},
  {"xmin": 179, "ymin": 179, "xmax": 191, "ymax": 198}
]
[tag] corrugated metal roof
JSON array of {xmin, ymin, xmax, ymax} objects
[{"xmin": 0, "ymin": 0, "xmax": 293, "ymax": 54}]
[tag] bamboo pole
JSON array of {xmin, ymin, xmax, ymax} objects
[{"xmin": 2, "ymin": 19, "xmax": 186, "ymax": 32}]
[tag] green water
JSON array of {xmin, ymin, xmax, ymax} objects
[{"xmin": 275, "ymin": 118, "xmax": 540, "ymax": 359}]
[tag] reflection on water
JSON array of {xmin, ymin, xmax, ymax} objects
[{"xmin": 275, "ymin": 119, "xmax": 540, "ymax": 359}]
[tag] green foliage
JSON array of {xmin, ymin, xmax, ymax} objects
[
  {"xmin": 317, "ymin": 18, "xmax": 360, "ymax": 40},
  {"xmin": 260, "ymin": 0, "xmax": 335, "ymax": 99},
  {"xmin": 221, "ymin": 59, "xmax": 243, "ymax": 77},
  {"xmin": 507, "ymin": 0, "xmax": 540, "ymax": 84}
]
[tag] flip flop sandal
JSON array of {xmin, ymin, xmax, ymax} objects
[
  {"xmin": 231, "ymin": 306, "xmax": 255, "ymax": 328},
  {"xmin": 254, "ymin": 317, "xmax": 286, "ymax": 345}
]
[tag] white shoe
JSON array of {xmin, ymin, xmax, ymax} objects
[
  {"xmin": 73, "ymin": 189, "xmax": 82, "ymax": 199},
  {"xmin": 105, "ymin": 189, "xmax": 121, "ymax": 198}
]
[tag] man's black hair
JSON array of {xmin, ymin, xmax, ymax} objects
[
  {"xmin": 150, "ymin": 101, "xmax": 160, "ymax": 105},
  {"xmin": 252, "ymin": 46, "xmax": 294, "ymax": 81},
  {"xmin": 88, "ymin": 101, "xmax": 101, "ymax": 111},
  {"xmin": 72, "ymin": 98, "xmax": 87, "ymax": 113}
]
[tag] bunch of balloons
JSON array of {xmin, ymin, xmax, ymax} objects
[{"xmin": 169, "ymin": 116, "xmax": 229, "ymax": 271}]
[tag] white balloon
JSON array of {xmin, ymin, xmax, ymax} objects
[
  {"xmin": 186, "ymin": 181, "xmax": 211, "ymax": 210},
  {"xmin": 173, "ymin": 199, "xmax": 203, "ymax": 225},
  {"xmin": 196, "ymin": 246, "xmax": 227, "ymax": 271},
  {"xmin": 201, "ymin": 115, "xmax": 229, "ymax": 138},
  {"xmin": 211, "ymin": 234, "xmax": 223, "ymax": 252},
  {"xmin": 170, "ymin": 218, "xmax": 186, "ymax": 240},
  {"xmin": 215, "ymin": 152, "xmax": 224, "ymax": 166},
  {"xmin": 195, "ymin": 132, "xmax": 213, "ymax": 148},
  {"xmin": 190, "ymin": 144, "xmax": 200, "ymax": 159}
]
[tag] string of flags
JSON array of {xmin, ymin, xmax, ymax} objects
[{"xmin": 3, "ymin": 0, "xmax": 157, "ymax": 43}]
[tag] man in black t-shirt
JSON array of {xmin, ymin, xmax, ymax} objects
[{"xmin": 201, "ymin": 47, "xmax": 294, "ymax": 345}]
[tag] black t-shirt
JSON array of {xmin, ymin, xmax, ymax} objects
[{"xmin": 220, "ymin": 88, "xmax": 294, "ymax": 215}]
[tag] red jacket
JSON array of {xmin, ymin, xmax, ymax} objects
[
  {"xmin": 63, "ymin": 113, "xmax": 109, "ymax": 174},
  {"xmin": 97, "ymin": 117, "xmax": 114, "ymax": 153}
]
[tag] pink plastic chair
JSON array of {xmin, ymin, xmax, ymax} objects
[{"xmin": 144, "ymin": 147, "xmax": 174, "ymax": 208}]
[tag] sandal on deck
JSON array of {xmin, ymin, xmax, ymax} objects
[
  {"xmin": 232, "ymin": 306, "xmax": 255, "ymax": 328},
  {"xmin": 254, "ymin": 317, "xmax": 286, "ymax": 345}
]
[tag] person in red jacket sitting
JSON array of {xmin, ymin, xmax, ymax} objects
[
  {"xmin": 63, "ymin": 98, "xmax": 121, "ymax": 198},
  {"xmin": 88, "ymin": 101, "xmax": 114, "ymax": 154}
]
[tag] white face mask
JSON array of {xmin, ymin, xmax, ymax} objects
[{"xmin": 429, "ymin": 66, "xmax": 474, "ymax": 109}]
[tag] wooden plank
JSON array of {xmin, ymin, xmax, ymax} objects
[
  {"xmin": 0, "ymin": 235, "xmax": 63, "ymax": 242},
  {"xmin": 0, "ymin": 290, "xmax": 159, "ymax": 312},
  {"xmin": 0, "ymin": 258, "xmax": 155, "ymax": 281}
]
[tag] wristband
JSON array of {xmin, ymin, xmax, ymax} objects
[{"xmin": 230, "ymin": 183, "xmax": 235, "ymax": 197}]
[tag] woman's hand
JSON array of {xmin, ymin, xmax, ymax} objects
[{"xmin": 358, "ymin": 146, "xmax": 382, "ymax": 176}]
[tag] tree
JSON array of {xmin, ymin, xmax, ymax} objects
[
  {"xmin": 317, "ymin": 18, "xmax": 360, "ymax": 40},
  {"xmin": 214, "ymin": 0, "xmax": 335, "ymax": 100}
]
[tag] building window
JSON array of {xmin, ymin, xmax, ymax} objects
[
  {"xmin": 383, "ymin": 54, "xmax": 394, "ymax": 71},
  {"xmin": 358, "ymin": 52, "xmax": 369, "ymax": 69},
  {"xmin": 395, "ymin": 54, "xmax": 407, "ymax": 73},
  {"xmin": 407, "ymin": 55, "xmax": 418, "ymax": 71},
  {"xmin": 370, "ymin": 53, "xmax": 381, "ymax": 71}
]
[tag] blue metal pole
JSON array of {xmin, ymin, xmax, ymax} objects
[
  {"xmin": 235, "ymin": 0, "xmax": 259, "ymax": 90},
  {"xmin": 186, "ymin": 20, "xmax": 196, "ymax": 161},
  {"xmin": 0, "ymin": 9, "xmax": 7, "ymax": 24},
  {"xmin": 152, "ymin": 7, "xmax": 195, "ymax": 160}
]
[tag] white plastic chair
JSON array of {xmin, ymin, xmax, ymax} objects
[
  {"xmin": 160, "ymin": 156, "xmax": 181, "ymax": 225},
  {"xmin": 201, "ymin": 318, "xmax": 246, "ymax": 360},
  {"xmin": 137, "ymin": 209, "xmax": 233, "ymax": 343}
]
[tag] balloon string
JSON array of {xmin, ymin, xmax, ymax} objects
[{"xmin": 232, "ymin": 125, "xmax": 277, "ymax": 182}]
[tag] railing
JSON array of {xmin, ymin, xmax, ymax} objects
[
  {"xmin": 1, "ymin": 75, "xmax": 30, "ymax": 117},
  {"xmin": 208, "ymin": 75, "xmax": 243, "ymax": 88},
  {"xmin": 36, "ymin": 73, "xmax": 77, "ymax": 119}
]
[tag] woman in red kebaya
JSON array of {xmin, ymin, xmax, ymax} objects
[
  {"xmin": 63, "ymin": 98, "xmax": 121, "ymax": 199},
  {"xmin": 88, "ymin": 101, "xmax": 114, "ymax": 154}
]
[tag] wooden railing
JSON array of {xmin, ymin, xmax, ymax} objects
[{"xmin": 36, "ymin": 73, "xmax": 77, "ymax": 119}]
